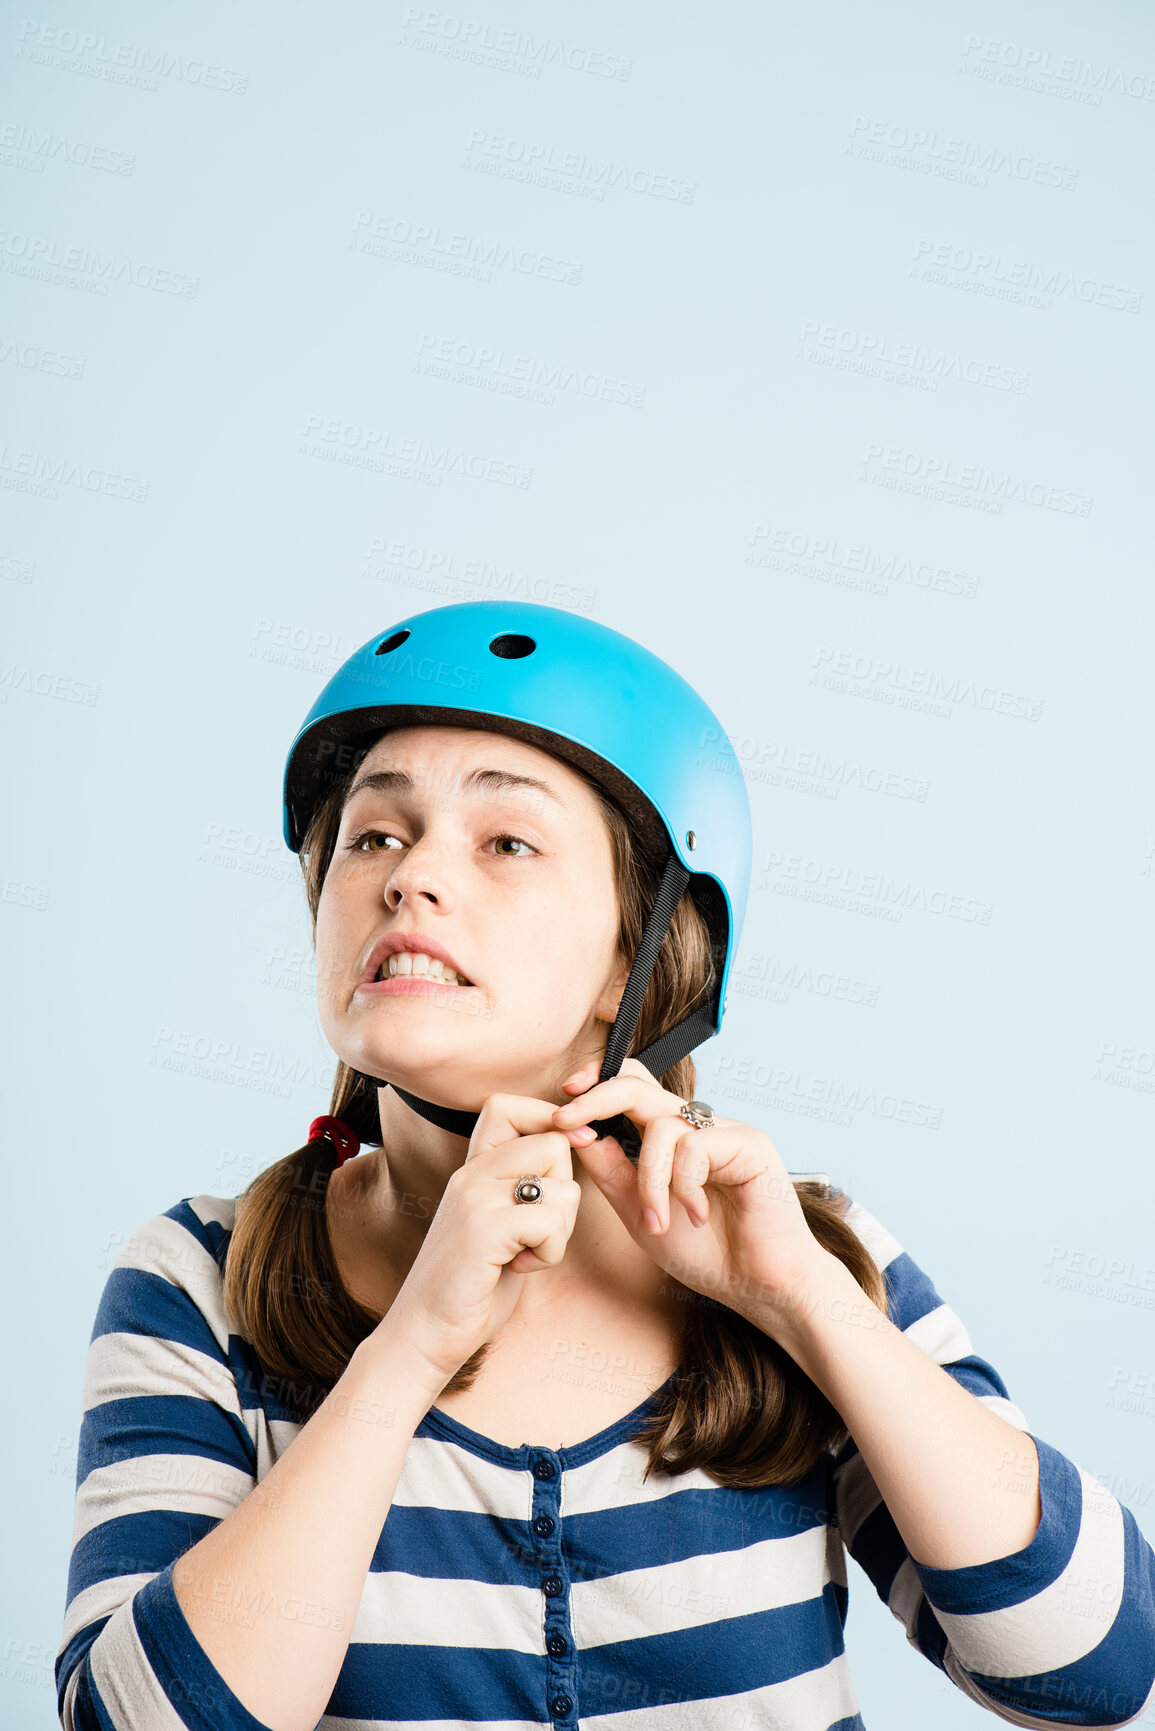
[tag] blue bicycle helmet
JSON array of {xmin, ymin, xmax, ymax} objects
[{"xmin": 282, "ymin": 601, "xmax": 752, "ymax": 1150}]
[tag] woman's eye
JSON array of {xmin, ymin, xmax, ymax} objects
[
  {"xmin": 346, "ymin": 828, "xmax": 533, "ymax": 857},
  {"xmin": 347, "ymin": 828, "xmax": 401, "ymax": 853}
]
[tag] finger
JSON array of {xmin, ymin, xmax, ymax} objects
[
  {"xmin": 552, "ymin": 1073, "xmax": 679, "ymax": 1131},
  {"xmin": 559, "ymin": 1059, "xmax": 600, "ymax": 1092},
  {"xmin": 668, "ymin": 1130, "xmax": 715, "ymax": 1228},
  {"xmin": 571, "ymin": 1134, "xmax": 646, "ymax": 1237},
  {"xmin": 485, "ymin": 1126, "xmax": 576, "ymax": 1185},
  {"xmin": 631, "ymin": 1113, "xmax": 687, "ymax": 1234},
  {"xmin": 664, "ymin": 1124, "xmax": 776, "ymax": 1221},
  {"xmin": 501, "ymin": 1199, "xmax": 575, "ymax": 1272},
  {"xmin": 502, "ymin": 1178, "xmax": 583, "ymax": 1271},
  {"xmin": 468, "ymin": 1093, "xmax": 571, "ymax": 1166}
]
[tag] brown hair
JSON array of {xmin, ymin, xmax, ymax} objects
[{"xmin": 224, "ymin": 731, "xmax": 889, "ymax": 1486}]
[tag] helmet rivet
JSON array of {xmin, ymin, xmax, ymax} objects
[{"xmin": 686, "ymin": 830, "xmax": 697, "ymax": 851}]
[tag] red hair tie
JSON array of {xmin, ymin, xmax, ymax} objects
[{"xmin": 308, "ymin": 1116, "xmax": 360, "ymax": 1165}]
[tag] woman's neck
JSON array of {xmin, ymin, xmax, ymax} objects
[{"xmin": 324, "ymin": 1085, "xmax": 675, "ymax": 1325}]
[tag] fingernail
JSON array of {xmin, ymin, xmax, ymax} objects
[{"xmin": 644, "ymin": 1208, "xmax": 662, "ymax": 1234}]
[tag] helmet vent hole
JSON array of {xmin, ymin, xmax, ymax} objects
[
  {"xmin": 376, "ymin": 630, "xmax": 410, "ymax": 655},
  {"xmin": 489, "ymin": 633, "xmax": 536, "ymax": 660}
]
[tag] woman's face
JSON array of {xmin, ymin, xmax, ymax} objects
[{"xmin": 314, "ymin": 724, "xmax": 628, "ymax": 1109}]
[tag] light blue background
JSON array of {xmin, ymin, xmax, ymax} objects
[{"xmin": 3, "ymin": 1, "xmax": 1154, "ymax": 1724}]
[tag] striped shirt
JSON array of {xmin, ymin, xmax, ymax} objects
[{"xmin": 56, "ymin": 1184, "xmax": 1155, "ymax": 1730}]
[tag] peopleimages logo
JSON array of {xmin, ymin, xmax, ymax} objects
[
  {"xmin": 848, "ymin": 116, "xmax": 1078, "ymax": 189},
  {"xmin": 0, "ymin": 228, "xmax": 199, "ymax": 297},
  {"xmin": 0, "ymin": 121, "xmax": 135, "ymax": 174},
  {"xmin": 747, "ymin": 526, "xmax": 978, "ymax": 601},
  {"xmin": 0, "ymin": 444, "xmax": 148, "ymax": 501},
  {"xmin": 414, "ymin": 333, "xmax": 646, "ymax": 408},
  {"xmin": 399, "ymin": 9, "xmax": 633, "ymax": 80},
  {"xmin": 811, "ymin": 646, "xmax": 1044, "ymax": 721},
  {"xmin": 0, "ymin": 662, "xmax": 98, "ymax": 705},
  {"xmin": 796, "ymin": 322, "xmax": 1028, "ymax": 394},
  {"xmin": 697, "ymin": 724, "xmax": 929, "ymax": 802},
  {"xmin": 760, "ymin": 851, "xmax": 993, "ymax": 926},
  {"xmin": 14, "ymin": 21, "xmax": 249, "ymax": 92},
  {"xmin": 365, "ymin": 538, "xmax": 596, "ymax": 612},
  {"xmin": 299, "ymin": 415, "xmax": 532, "ymax": 490},
  {"xmin": 0, "ymin": 335, "xmax": 85, "ymax": 378},
  {"xmin": 462, "ymin": 130, "xmax": 696, "ymax": 203},
  {"xmin": 911, "ymin": 238, "xmax": 1141, "ymax": 313},
  {"xmin": 350, "ymin": 210, "xmax": 583, "ymax": 286},
  {"xmin": 861, "ymin": 441, "xmax": 1092, "ymax": 517},
  {"xmin": 959, "ymin": 35, "xmax": 1155, "ymax": 103}
]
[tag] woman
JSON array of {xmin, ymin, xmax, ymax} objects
[{"xmin": 57, "ymin": 600, "xmax": 1154, "ymax": 1731}]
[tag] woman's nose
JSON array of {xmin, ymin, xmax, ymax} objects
[{"xmin": 383, "ymin": 838, "xmax": 454, "ymax": 908}]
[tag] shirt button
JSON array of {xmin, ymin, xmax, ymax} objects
[
  {"xmin": 533, "ymin": 1515, "xmax": 555, "ymax": 1536},
  {"xmin": 543, "ymin": 1576, "xmax": 563, "ymax": 1596},
  {"xmin": 532, "ymin": 1457, "xmax": 556, "ymax": 1479},
  {"xmin": 547, "ymin": 1634, "xmax": 567, "ymax": 1656},
  {"xmin": 551, "ymin": 1694, "xmax": 572, "ymax": 1717}
]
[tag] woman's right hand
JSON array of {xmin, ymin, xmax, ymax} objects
[{"xmin": 383, "ymin": 1092, "xmax": 584, "ymax": 1384}]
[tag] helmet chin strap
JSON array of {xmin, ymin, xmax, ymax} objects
[{"xmin": 354, "ymin": 853, "xmax": 715, "ymax": 1161}]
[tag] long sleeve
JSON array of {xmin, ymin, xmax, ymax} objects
[
  {"xmin": 832, "ymin": 1191, "xmax": 1155, "ymax": 1727},
  {"xmin": 55, "ymin": 1198, "xmax": 278, "ymax": 1731}
]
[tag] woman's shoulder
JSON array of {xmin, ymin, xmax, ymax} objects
[
  {"xmin": 789, "ymin": 1170, "xmax": 915, "ymax": 1302},
  {"xmin": 97, "ymin": 1192, "xmax": 242, "ymax": 1351},
  {"xmin": 115, "ymin": 1191, "xmax": 238, "ymax": 1274},
  {"xmin": 811, "ymin": 1180, "xmax": 979, "ymax": 1366},
  {"xmin": 826, "ymin": 1184, "xmax": 906, "ymax": 1275}
]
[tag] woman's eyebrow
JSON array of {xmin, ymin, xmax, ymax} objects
[{"xmin": 345, "ymin": 767, "xmax": 567, "ymax": 809}]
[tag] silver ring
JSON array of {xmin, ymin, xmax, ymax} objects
[
  {"xmin": 513, "ymin": 1175, "xmax": 543, "ymax": 1204},
  {"xmin": 678, "ymin": 1099, "xmax": 716, "ymax": 1131}
]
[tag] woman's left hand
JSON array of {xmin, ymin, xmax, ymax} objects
[{"xmin": 552, "ymin": 1057, "xmax": 833, "ymax": 1324}]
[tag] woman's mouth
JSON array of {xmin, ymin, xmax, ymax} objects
[
  {"xmin": 357, "ymin": 976, "xmax": 477, "ymax": 997},
  {"xmin": 356, "ymin": 952, "xmax": 477, "ymax": 996}
]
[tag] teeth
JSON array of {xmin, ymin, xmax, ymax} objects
[{"xmin": 378, "ymin": 952, "xmax": 467, "ymax": 985}]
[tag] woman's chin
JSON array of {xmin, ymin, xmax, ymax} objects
[
  {"xmin": 353, "ymin": 1052, "xmax": 487, "ymax": 1107},
  {"xmin": 359, "ymin": 1053, "xmax": 569, "ymax": 1119}
]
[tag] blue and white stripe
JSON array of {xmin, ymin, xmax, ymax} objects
[{"xmin": 55, "ymin": 1189, "xmax": 1155, "ymax": 1729}]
